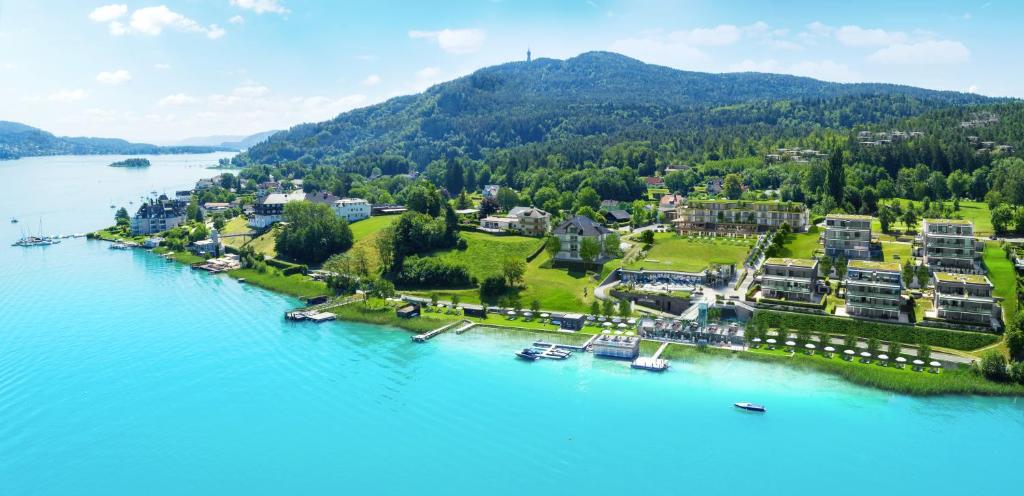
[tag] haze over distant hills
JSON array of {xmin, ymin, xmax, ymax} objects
[
  {"xmin": 236, "ymin": 51, "xmax": 1007, "ymax": 168},
  {"xmin": 166, "ymin": 130, "xmax": 279, "ymax": 150},
  {"xmin": 0, "ymin": 120, "xmax": 233, "ymax": 160}
]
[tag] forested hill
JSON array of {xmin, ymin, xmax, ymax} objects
[
  {"xmin": 237, "ymin": 51, "xmax": 1001, "ymax": 167},
  {"xmin": 0, "ymin": 121, "xmax": 229, "ymax": 160}
]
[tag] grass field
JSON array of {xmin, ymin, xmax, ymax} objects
[
  {"xmin": 409, "ymin": 251, "xmax": 604, "ymax": 312},
  {"xmin": 227, "ymin": 268, "xmax": 328, "ymax": 299},
  {"xmin": 624, "ymin": 233, "xmax": 753, "ymax": 272},
  {"xmin": 246, "ymin": 225, "xmax": 281, "ymax": 258},
  {"xmin": 349, "ymin": 215, "xmax": 398, "ymax": 241},
  {"xmin": 776, "ymin": 226, "xmax": 821, "ymax": 259},
  {"xmin": 425, "ymin": 231, "xmax": 544, "ymax": 281},
  {"xmin": 220, "ymin": 216, "xmax": 252, "ymax": 250},
  {"xmin": 881, "ymin": 241, "xmax": 913, "ymax": 263},
  {"xmin": 984, "ymin": 241, "xmax": 1017, "ymax": 321},
  {"xmin": 876, "ymin": 198, "xmax": 993, "ymax": 235}
]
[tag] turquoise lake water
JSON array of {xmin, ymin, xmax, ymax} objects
[{"xmin": 1, "ymin": 155, "xmax": 1023, "ymax": 494}]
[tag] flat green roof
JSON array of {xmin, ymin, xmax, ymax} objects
[
  {"xmin": 924, "ymin": 218, "xmax": 972, "ymax": 225},
  {"xmin": 827, "ymin": 214, "xmax": 873, "ymax": 221},
  {"xmin": 933, "ymin": 272, "xmax": 991, "ymax": 285},
  {"xmin": 764, "ymin": 257, "xmax": 817, "ymax": 268},
  {"xmin": 847, "ymin": 260, "xmax": 901, "ymax": 272}
]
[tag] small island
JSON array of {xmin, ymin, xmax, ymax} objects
[{"xmin": 109, "ymin": 158, "xmax": 151, "ymax": 168}]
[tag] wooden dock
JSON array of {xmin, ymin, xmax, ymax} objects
[
  {"xmin": 413, "ymin": 320, "xmax": 470, "ymax": 342},
  {"xmin": 631, "ymin": 341, "xmax": 670, "ymax": 371},
  {"xmin": 535, "ymin": 343, "xmax": 571, "ymax": 360}
]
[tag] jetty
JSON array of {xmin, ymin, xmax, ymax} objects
[
  {"xmin": 285, "ymin": 310, "xmax": 337, "ymax": 322},
  {"xmin": 534, "ymin": 343, "xmax": 571, "ymax": 360},
  {"xmin": 631, "ymin": 341, "xmax": 670, "ymax": 371},
  {"xmin": 413, "ymin": 319, "xmax": 471, "ymax": 342}
]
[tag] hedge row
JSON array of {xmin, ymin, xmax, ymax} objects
[
  {"xmin": 267, "ymin": 258, "xmax": 307, "ymax": 276},
  {"xmin": 758, "ymin": 296, "xmax": 826, "ymax": 309},
  {"xmin": 752, "ymin": 309, "xmax": 999, "ymax": 351}
]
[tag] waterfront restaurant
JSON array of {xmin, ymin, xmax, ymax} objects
[{"xmin": 593, "ymin": 334, "xmax": 640, "ymax": 359}]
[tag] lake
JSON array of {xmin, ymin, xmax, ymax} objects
[{"xmin": 1, "ymin": 154, "xmax": 1022, "ymax": 495}]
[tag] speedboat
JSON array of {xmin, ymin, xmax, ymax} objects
[
  {"xmin": 9, "ymin": 218, "xmax": 16, "ymax": 223},
  {"xmin": 734, "ymin": 402, "xmax": 766, "ymax": 412},
  {"xmin": 516, "ymin": 348, "xmax": 540, "ymax": 360}
]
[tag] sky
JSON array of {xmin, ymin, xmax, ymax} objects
[{"xmin": 0, "ymin": 0, "xmax": 1020, "ymax": 143}]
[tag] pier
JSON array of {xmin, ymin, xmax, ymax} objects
[
  {"xmin": 631, "ymin": 341, "xmax": 670, "ymax": 371},
  {"xmin": 534, "ymin": 343, "xmax": 571, "ymax": 360},
  {"xmin": 413, "ymin": 319, "xmax": 471, "ymax": 342}
]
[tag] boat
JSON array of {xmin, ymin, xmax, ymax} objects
[
  {"xmin": 516, "ymin": 348, "xmax": 540, "ymax": 360},
  {"xmin": 12, "ymin": 236, "xmax": 60, "ymax": 247},
  {"xmin": 10, "ymin": 218, "xmax": 16, "ymax": 223},
  {"xmin": 734, "ymin": 402, "xmax": 766, "ymax": 412}
]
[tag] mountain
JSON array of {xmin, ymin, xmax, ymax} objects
[
  {"xmin": 170, "ymin": 130, "xmax": 279, "ymax": 150},
  {"xmin": 237, "ymin": 51, "xmax": 1003, "ymax": 167},
  {"xmin": 0, "ymin": 121, "xmax": 231, "ymax": 160}
]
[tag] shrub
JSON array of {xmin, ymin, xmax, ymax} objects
[
  {"xmin": 395, "ymin": 256, "xmax": 472, "ymax": 288},
  {"xmin": 980, "ymin": 351, "xmax": 1009, "ymax": 382},
  {"xmin": 752, "ymin": 310, "xmax": 999, "ymax": 351},
  {"xmin": 1010, "ymin": 361, "xmax": 1024, "ymax": 385},
  {"xmin": 479, "ymin": 275, "xmax": 507, "ymax": 302}
]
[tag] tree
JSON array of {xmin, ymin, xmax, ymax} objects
[
  {"xmin": 371, "ymin": 278, "xmax": 395, "ymax": 299},
  {"xmin": 1011, "ymin": 361, "xmax": 1024, "ymax": 385},
  {"xmin": 902, "ymin": 260, "xmax": 915, "ymax": 287},
  {"xmin": 1006, "ymin": 327, "xmax": 1024, "ymax": 360},
  {"xmin": 576, "ymin": 187, "xmax": 601, "ymax": 211},
  {"xmin": 501, "ymin": 256, "xmax": 526, "ymax": 288},
  {"xmin": 375, "ymin": 226, "xmax": 396, "ymax": 273},
  {"xmin": 723, "ymin": 173, "xmax": 743, "ymax": 199},
  {"xmin": 114, "ymin": 207, "xmax": 130, "ymax": 226},
  {"xmin": 918, "ymin": 344, "xmax": 932, "ymax": 362},
  {"xmin": 640, "ymin": 230, "xmax": 655, "ymax": 245},
  {"xmin": 867, "ymin": 337, "xmax": 880, "ymax": 356},
  {"xmin": 878, "ymin": 205, "xmax": 895, "ymax": 233},
  {"xmin": 274, "ymin": 202, "xmax": 353, "ymax": 265},
  {"xmin": 980, "ymin": 350, "xmax": 1008, "ymax": 381},
  {"xmin": 544, "ymin": 235, "xmax": 562, "ymax": 259},
  {"xmin": 619, "ymin": 298, "xmax": 630, "ymax": 317},
  {"xmin": 826, "ymin": 147, "xmax": 845, "ymax": 204},
  {"xmin": 530, "ymin": 299, "xmax": 541, "ymax": 313},
  {"xmin": 602, "ymin": 298, "xmax": 614, "ymax": 316},
  {"xmin": 590, "ymin": 300, "xmax": 600, "ymax": 316},
  {"xmin": 844, "ymin": 333, "xmax": 857, "ymax": 349},
  {"xmin": 889, "ymin": 341, "xmax": 902, "ymax": 359},
  {"xmin": 835, "ymin": 255, "xmax": 848, "ymax": 281},
  {"xmin": 902, "ymin": 205, "xmax": 918, "ymax": 232},
  {"xmin": 915, "ymin": 264, "xmax": 930, "ymax": 287},
  {"xmin": 479, "ymin": 275, "xmax": 507, "ymax": 303},
  {"xmin": 496, "ymin": 187, "xmax": 519, "ymax": 211},
  {"xmin": 991, "ymin": 203, "xmax": 1014, "ymax": 234},
  {"xmin": 451, "ymin": 294, "xmax": 461, "ymax": 309},
  {"xmin": 603, "ymin": 233, "xmax": 621, "ymax": 258},
  {"xmin": 579, "ymin": 237, "xmax": 601, "ymax": 271}
]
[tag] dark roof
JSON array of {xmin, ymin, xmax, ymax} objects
[
  {"xmin": 306, "ymin": 191, "xmax": 340, "ymax": 205},
  {"xmin": 605, "ymin": 209, "xmax": 632, "ymax": 221},
  {"xmin": 134, "ymin": 199, "xmax": 184, "ymax": 220},
  {"xmin": 553, "ymin": 215, "xmax": 612, "ymax": 236}
]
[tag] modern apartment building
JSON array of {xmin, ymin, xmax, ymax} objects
[
  {"xmin": 824, "ymin": 214, "xmax": 875, "ymax": 259},
  {"xmin": 131, "ymin": 196, "xmax": 186, "ymax": 235},
  {"xmin": 920, "ymin": 219, "xmax": 983, "ymax": 270},
  {"xmin": 761, "ymin": 257, "xmax": 819, "ymax": 302},
  {"xmin": 673, "ymin": 199, "xmax": 809, "ymax": 234},
  {"xmin": 552, "ymin": 215, "xmax": 612, "ymax": 263},
  {"xmin": 844, "ymin": 260, "xmax": 903, "ymax": 321},
  {"xmin": 507, "ymin": 206, "xmax": 551, "ymax": 236},
  {"xmin": 932, "ymin": 272, "xmax": 999, "ymax": 326}
]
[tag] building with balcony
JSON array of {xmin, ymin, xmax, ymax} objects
[
  {"xmin": 332, "ymin": 198, "xmax": 371, "ymax": 222},
  {"xmin": 130, "ymin": 196, "xmax": 185, "ymax": 235},
  {"xmin": 932, "ymin": 272, "xmax": 999, "ymax": 327},
  {"xmin": 920, "ymin": 219, "xmax": 983, "ymax": 270},
  {"xmin": 844, "ymin": 260, "xmax": 903, "ymax": 321},
  {"xmin": 824, "ymin": 214, "xmax": 876, "ymax": 259},
  {"xmin": 761, "ymin": 258, "xmax": 819, "ymax": 302},
  {"xmin": 673, "ymin": 199, "xmax": 809, "ymax": 234},
  {"xmin": 508, "ymin": 206, "xmax": 551, "ymax": 236},
  {"xmin": 249, "ymin": 191, "xmax": 306, "ymax": 229},
  {"xmin": 552, "ymin": 215, "xmax": 613, "ymax": 263}
]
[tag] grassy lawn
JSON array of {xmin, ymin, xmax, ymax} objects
[
  {"xmin": 776, "ymin": 226, "xmax": 821, "ymax": 259},
  {"xmin": 349, "ymin": 215, "xmax": 398, "ymax": 241},
  {"xmin": 881, "ymin": 241, "xmax": 913, "ymax": 263},
  {"xmin": 152, "ymin": 246, "xmax": 206, "ymax": 265},
  {"xmin": 246, "ymin": 225, "xmax": 281, "ymax": 258},
  {"xmin": 984, "ymin": 241, "xmax": 1017, "ymax": 321},
  {"xmin": 624, "ymin": 233, "xmax": 753, "ymax": 272},
  {"xmin": 912, "ymin": 297, "xmax": 933, "ymax": 322},
  {"xmin": 878, "ymin": 198, "xmax": 993, "ymax": 235},
  {"xmin": 227, "ymin": 268, "xmax": 328, "ymax": 299},
  {"xmin": 409, "ymin": 251, "xmax": 604, "ymax": 313},
  {"xmin": 220, "ymin": 216, "xmax": 253, "ymax": 250},
  {"xmin": 425, "ymin": 231, "xmax": 544, "ymax": 281}
]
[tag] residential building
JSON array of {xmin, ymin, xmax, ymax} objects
[
  {"xmin": 249, "ymin": 191, "xmax": 306, "ymax": 229},
  {"xmin": 175, "ymin": 190, "xmax": 193, "ymax": 204},
  {"xmin": 371, "ymin": 204, "xmax": 407, "ymax": 215},
  {"xmin": 202, "ymin": 202, "xmax": 230, "ymax": 213},
  {"xmin": 508, "ymin": 206, "xmax": 551, "ymax": 236},
  {"xmin": 305, "ymin": 191, "xmax": 340, "ymax": 207},
  {"xmin": 658, "ymin": 194, "xmax": 685, "ymax": 222},
  {"xmin": 921, "ymin": 219, "xmax": 983, "ymax": 270},
  {"xmin": 845, "ymin": 260, "xmax": 903, "ymax": 321},
  {"xmin": 824, "ymin": 214, "xmax": 875, "ymax": 259},
  {"xmin": 604, "ymin": 209, "xmax": 632, "ymax": 224},
  {"xmin": 332, "ymin": 198, "xmax": 371, "ymax": 222},
  {"xmin": 482, "ymin": 184, "xmax": 500, "ymax": 200},
  {"xmin": 673, "ymin": 199, "xmax": 809, "ymax": 234},
  {"xmin": 761, "ymin": 258, "xmax": 818, "ymax": 302},
  {"xmin": 552, "ymin": 215, "xmax": 613, "ymax": 263},
  {"xmin": 932, "ymin": 272, "xmax": 999, "ymax": 326},
  {"xmin": 705, "ymin": 177, "xmax": 723, "ymax": 195},
  {"xmin": 480, "ymin": 215, "xmax": 519, "ymax": 232},
  {"xmin": 644, "ymin": 176, "xmax": 665, "ymax": 188},
  {"xmin": 130, "ymin": 196, "xmax": 185, "ymax": 235},
  {"xmin": 190, "ymin": 228, "xmax": 223, "ymax": 257}
]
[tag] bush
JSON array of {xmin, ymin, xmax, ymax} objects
[
  {"xmin": 267, "ymin": 258, "xmax": 307, "ymax": 276},
  {"xmin": 1010, "ymin": 361, "xmax": 1024, "ymax": 385},
  {"xmin": 752, "ymin": 310, "xmax": 999, "ymax": 351},
  {"xmin": 980, "ymin": 351, "xmax": 1009, "ymax": 381},
  {"xmin": 479, "ymin": 275, "xmax": 507, "ymax": 302},
  {"xmin": 394, "ymin": 256, "xmax": 472, "ymax": 288}
]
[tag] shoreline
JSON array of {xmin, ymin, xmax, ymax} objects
[{"xmin": 92, "ymin": 230, "xmax": 1024, "ymax": 398}]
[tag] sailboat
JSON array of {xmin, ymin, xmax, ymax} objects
[{"xmin": 12, "ymin": 220, "xmax": 60, "ymax": 247}]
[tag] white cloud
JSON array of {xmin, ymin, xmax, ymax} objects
[
  {"xmin": 154, "ymin": 63, "xmax": 171, "ymax": 70},
  {"xmin": 158, "ymin": 93, "xmax": 198, "ymax": 106},
  {"xmin": 788, "ymin": 60, "xmax": 860, "ymax": 82},
  {"xmin": 91, "ymin": 6, "xmax": 225, "ymax": 39},
  {"xmin": 867, "ymin": 40, "xmax": 970, "ymax": 65},
  {"xmin": 361, "ymin": 74, "xmax": 382, "ymax": 86},
  {"xmin": 88, "ymin": 4, "xmax": 127, "ymax": 22},
  {"xmin": 416, "ymin": 67, "xmax": 441, "ymax": 80},
  {"xmin": 835, "ymin": 25, "xmax": 908, "ymax": 47},
  {"xmin": 806, "ymin": 21, "xmax": 833, "ymax": 37},
  {"xmin": 230, "ymin": 0, "xmax": 290, "ymax": 15},
  {"xmin": 967, "ymin": 84, "xmax": 979, "ymax": 93},
  {"xmin": 96, "ymin": 69, "xmax": 132, "ymax": 84},
  {"xmin": 48, "ymin": 89, "xmax": 87, "ymax": 103},
  {"xmin": 609, "ymin": 35, "xmax": 709, "ymax": 69},
  {"xmin": 685, "ymin": 24, "xmax": 742, "ymax": 46},
  {"xmin": 233, "ymin": 85, "xmax": 270, "ymax": 97},
  {"xmin": 229, "ymin": 15, "xmax": 245, "ymax": 25},
  {"xmin": 409, "ymin": 28, "xmax": 486, "ymax": 54}
]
